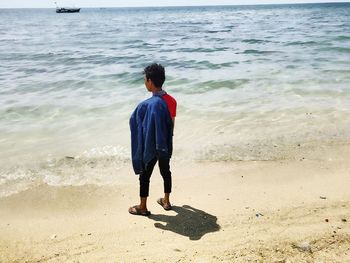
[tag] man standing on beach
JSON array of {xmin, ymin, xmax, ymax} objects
[{"xmin": 129, "ymin": 63, "xmax": 177, "ymax": 216}]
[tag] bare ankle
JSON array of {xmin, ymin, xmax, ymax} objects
[{"xmin": 163, "ymin": 197, "xmax": 170, "ymax": 204}]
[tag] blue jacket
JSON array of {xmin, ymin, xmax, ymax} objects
[{"xmin": 129, "ymin": 94, "xmax": 173, "ymax": 174}]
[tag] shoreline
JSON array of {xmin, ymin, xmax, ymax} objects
[
  {"xmin": 1, "ymin": 144, "xmax": 350, "ymax": 262},
  {"xmin": 1, "ymin": 138, "xmax": 349, "ymax": 198}
]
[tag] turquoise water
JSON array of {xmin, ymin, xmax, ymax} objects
[{"xmin": 1, "ymin": 3, "xmax": 350, "ymax": 195}]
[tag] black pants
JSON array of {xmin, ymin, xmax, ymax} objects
[{"xmin": 139, "ymin": 157, "xmax": 172, "ymax": 198}]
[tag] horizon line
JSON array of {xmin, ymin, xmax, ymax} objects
[{"xmin": 0, "ymin": 1, "xmax": 349, "ymax": 9}]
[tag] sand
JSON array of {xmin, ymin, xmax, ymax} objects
[{"xmin": 1, "ymin": 143, "xmax": 350, "ymax": 262}]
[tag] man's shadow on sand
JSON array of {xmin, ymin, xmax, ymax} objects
[{"xmin": 148, "ymin": 205, "xmax": 220, "ymax": 240}]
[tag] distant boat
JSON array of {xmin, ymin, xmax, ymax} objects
[
  {"xmin": 54, "ymin": 2, "xmax": 80, "ymax": 13},
  {"xmin": 56, "ymin": 7, "xmax": 80, "ymax": 13}
]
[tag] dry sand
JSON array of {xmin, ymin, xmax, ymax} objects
[{"xmin": 1, "ymin": 143, "xmax": 350, "ymax": 262}]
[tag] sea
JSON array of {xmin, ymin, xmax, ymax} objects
[{"xmin": 1, "ymin": 3, "xmax": 350, "ymax": 196}]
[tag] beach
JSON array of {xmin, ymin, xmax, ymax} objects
[
  {"xmin": 1, "ymin": 141, "xmax": 349, "ymax": 262},
  {"xmin": 1, "ymin": 3, "xmax": 350, "ymax": 262}
]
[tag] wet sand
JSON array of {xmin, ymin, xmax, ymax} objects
[{"xmin": 1, "ymin": 143, "xmax": 350, "ymax": 262}]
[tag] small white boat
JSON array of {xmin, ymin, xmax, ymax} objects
[{"xmin": 55, "ymin": 2, "xmax": 80, "ymax": 13}]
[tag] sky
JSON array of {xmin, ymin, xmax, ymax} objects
[{"xmin": 0, "ymin": 0, "xmax": 348, "ymax": 8}]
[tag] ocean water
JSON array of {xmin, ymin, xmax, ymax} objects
[{"xmin": 1, "ymin": 3, "xmax": 350, "ymax": 196}]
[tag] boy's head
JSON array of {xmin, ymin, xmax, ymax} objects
[{"xmin": 143, "ymin": 63, "xmax": 165, "ymax": 89}]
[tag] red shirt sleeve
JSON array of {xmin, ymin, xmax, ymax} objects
[{"xmin": 162, "ymin": 93, "xmax": 177, "ymax": 118}]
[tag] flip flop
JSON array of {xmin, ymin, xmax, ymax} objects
[
  {"xmin": 128, "ymin": 205, "xmax": 151, "ymax": 216},
  {"xmin": 157, "ymin": 198, "xmax": 172, "ymax": 211}
]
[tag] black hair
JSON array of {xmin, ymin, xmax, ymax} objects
[{"xmin": 143, "ymin": 63, "xmax": 165, "ymax": 88}]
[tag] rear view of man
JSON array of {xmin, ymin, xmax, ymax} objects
[{"xmin": 129, "ymin": 63, "xmax": 177, "ymax": 216}]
